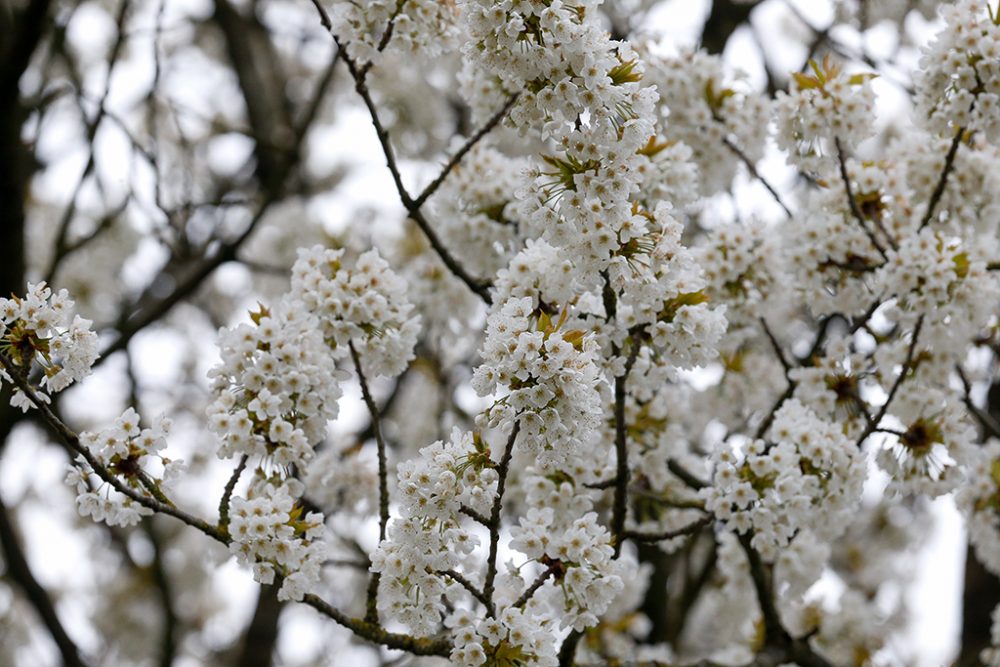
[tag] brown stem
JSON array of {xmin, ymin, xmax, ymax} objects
[
  {"xmin": 348, "ymin": 340, "xmax": 389, "ymax": 624},
  {"xmin": 483, "ymin": 421, "xmax": 521, "ymax": 614}
]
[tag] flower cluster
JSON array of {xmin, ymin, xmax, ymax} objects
[
  {"xmin": 914, "ymin": 0, "xmax": 1000, "ymax": 142},
  {"xmin": 67, "ymin": 409, "xmax": 177, "ymax": 527},
  {"xmin": 877, "ymin": 228, "xmax": 1000, "ymax": 349},
  {"xmin": 430, "ymin": 143, "xmax": 525, "ymax": 279},
  {"xmin": 509, "ymin": 478, "xmax": 628, "ymax": 631},
  {"xmin": 782, "ymin": 187, "xmax": 885, "ymax": 316},
  {"xmin": 291, "ymin": 245, "xmax": 419, "ymax": 378},
  {"xmin": 227, "ymin": 477, "xmax": 325, "ymax": 601},
  {"xmin": 774, "ymin": 55, "xmax": 876, "ymax": 174},
  {"xmin": 207, "ymin": 300, "xmax": 342, "ymax": 469},
  {"xmin": 876, "ymin": 386, "xmax": 975, "ymax": 497},
  {"xmin": 0, "ymin": 282, "xmax": 98, "ymax": 410},
  {"xmin": 642, "ymin": 48, "xmax": 769, "ymax": 196},
  {"xmin": 615, "ymin": 205, "xmax": 727, "ymax": 371},
  {"xmin": 449, "ymin": 606, "xmax": 558, "ymax": 667},
  {"xmin": 702, "ymin": 400, "xmax": 865, "ymax": 560},
  {"xmin": 370, "ymin": 428, "xmax": 494, "ymax": 633},
  {"xmin": 789, "ymin": 335, "xmax": 871, "ymax": 434},
  {"xmin": 471, "ymin": 297, "xmax": 603, "ymax": 471},
  {"xmin": 958, "ymin": 443, "xmax": 1000, "ymax": 577},
  {"xmin": 331, "ymin": 0, "xmax": 460, "ymax": 65}
]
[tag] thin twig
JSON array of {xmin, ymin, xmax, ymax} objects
[
  {"xmin": 482, "ymin": 421, "xmax": 521, "ymax": 614},
  {"xmin": 855, "ymin": 316, "xmax": 924, "ymax": 448},
  {"xmin": 1, "ymin": 354, "xmax": 227, "ymax": 541},
  {"xmin": 441, "ymin": 569, "xmax": 493, "ymax": 615},
  {"xmin": 834, "ymin": 137, "xmax": 890, "ymax": 259},
  {"xmin": 611, "ymin": 340, "xmax": 641, "ymax": 557},
  {"xmin": 955, "ymin": 365, "xmax": 1000, "ymax": 440},
  {"xmin": 722, "ymin": 136, "xmax": 792, "ymax": 218},
  {"xmin": 349, "ymin": 340, "xmax": 390, "ymax": 624},
  {"xmin": 218, "ymin": 455, "xmax": 249, "ymax": 530},
  {"xmin": 919, "ymin": 128, "xmax": 964, "ymax": 229},
  {"xmin": 513, "ymin": 562, "xmax": 561, "ymax": 609},
  {"xmin": 667, "ymin": 459, "xmax": 708, "ymax": 490},
  {"xmin": 412, "ymin": 93, "xmax": 520, "ymax": 209},
  {"xmin": 759, "ymin": 317, "xmax": 791, "ymax": 374},
  {"xmin": 623, "ymin": 516, "xmax": 713, "ymax": 544},
  {"xmin": 2, "ymin": 354, "xmax": 451, "ymax": 656}
]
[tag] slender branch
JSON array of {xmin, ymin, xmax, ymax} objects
[
  {"xmin": 557, "ymin": 629, "xmax": 582, "ymax": 667},
  {"xmin": 349, "ymin": 342, "xmax": 390, "ymax": 542},
  {"xmin": 919, "ymin": 128, "xmax": 965, "ymax": 230},
  {"xmin": 755, "ymin": 382, "xmax": 796, "ymax": 440},
  {"xmin": 483, "ymin": 421, "xmax": 521, "ymax": 614},
  {"xmin": 302, "ymin": 593, "xmax": 451, "ymax": 656},
  {"xmin": 440, "ymin": 569, "xmax": 493, "ymax": 615},
  {"xmin": 737, "ymin": 532, "xmax": 787, "ymax": 647},
  {"xmin": 513, "ymin": 562, "xmax": 561, "ymax": 609},
  {"xmin": 667, "ymin": 459, "xmax": 708, "ymax": 490},
  {"xmin": 44, "ymin": 0, "xmax": 131, "ymax": 284},
  {"xmin": 412, "ymin": 93, "xmax": 520, "ymax": 209},
  {"xmin": 955, "ymin": 365, "xmax": 1000, "ymax": 440},
  {"xmin": 759, "ymin": 317, "xmax": 791, "ymax": 374},
  {"xmin": 460, "ymin": 504, "xmax": 490, "ymax": 525},
  {"xmin": 144, "ymin": 521, "xmax": 178, "ymax": 667},
  {"xmin": 611, "ymin": 341, "xmax": 641, "ymax": 557},
  {"xmin": 1, "ymin": 356, "xmax": 229, "ymax": 541},
  {"xmin": 2, "ymin": 355, "xmax": 452, "ymax": 656},
  {"xmin": 218, "ymin": 454, "xmax": 249, "ymax": 530},
  {"xmin": 349, "ymin": 340, "xmax": 389, "ymax": 624},
  {"xmin": 834, "ymin": 137, "xmax": 890, "ymax": 260},
  {"xmin": 855, "ymin": 316, "xmax": 924, "ymax": 448},
  {"xmin": 307, "ymin": 16, "xmax": 495, "ymax": 302},
  {"xmin": 98, "ymin": 199, "xmax": 275, "ymax": 364},
  {"xmin": 623, "ymin": 516, "xmax": 713, "ymax": 544},
  {"xmin": 722, "ymin": 136, "xmax": 792, "ymax": 218}
]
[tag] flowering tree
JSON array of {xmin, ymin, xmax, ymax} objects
[{"xmin": 2, "ymin": 0, "xmax": 1000, "ymax": 665}]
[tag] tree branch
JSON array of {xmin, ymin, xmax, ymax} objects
[
  {"xmin": 483, "ymin": 421, "xmax": 521, "ymax": 614},
  {"xmin": 349, "ymin": 340, "xmax": 389, "ymax": 624},
  {"xmin": 918, "ymin": 128, "xmax": 965, "ymax": 230}
]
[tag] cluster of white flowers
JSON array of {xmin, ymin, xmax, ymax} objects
[
  {"xmin": 493, "ymin": 239, "xmax": 579, "ymax": 311},
  {"xmin": 696, "ymin": 221, "xmax": 780, "ymax": 329},
  {"xmin": 901, "ymin": 135, "xmax": 1000, "ymax": 232},
  {"xmin": 370, "ymin": 428, "xmax": 493, "ymax": 633},
  {"xmin": 877, "ymin": 228, "xmax": 1000, "ymax": 349},
  {"xmin": 0, "ymin": 281, "xmax": 98, "ymax": 410},
  {"xmin": 472, "ymin": 297, "xmax": 603, "ymax": 471},
  {"xmin": 291, "ymin": 245, "xmax": 420, "ymax": 378},
  {"xmin": 914, "ymin": 0, "xmax": 1000, "ymax": 142},
  {"xmin": 330, "ymin": 0, "xmax": 460, "ymax": 65},
  {"xmin": 876, "ymin": 386, "xmax": 975, "ymax": 497},
  {"xmin": 509, "ymin": 480, "xmax": 629, "ymax": 631},
  {"xmin": 448, "ymin": 606, "xmax": 558, "ymax": 667},
  {"xmin": 67, "ymin": 409, "xmax": 177, "ymax": 527},
  {"xmin": 642, "ymin": 48, "xmax": 769, "ymax": 196},
  {"xmin": 228, "ymin": 477, "xmax": 325, "ymax": 601},
  {"xmin": 702, "ymin": 400, "xmax": 865, "ymax": 560},
  {"xmin": 774, "ymin": 56, "xmax": 876, "ymax": 174},
  {"xmin": 431, "ymin": 143, "xmax": 525, "ymax": 278},
  {"xmin": 958, "ymin": 442, "xmax": 1000, "ymax": 576},
  {"xmin": 614, "ymin": 205, "xmax": 727, "ymax": 371},
  {"xmin": 303, "ymin": 441, "xmax": 378, "ymax": 516},
  {"xmin": 789, "ymin": 335, "xmax": 871, "ymax": 434},
  {"xmin": 207, "ymin": 300, "xmax": 342, "ymax": 469},
  {"xmin": 782, "ymin": 187, "xmax": 885, "ymax": 316}
]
